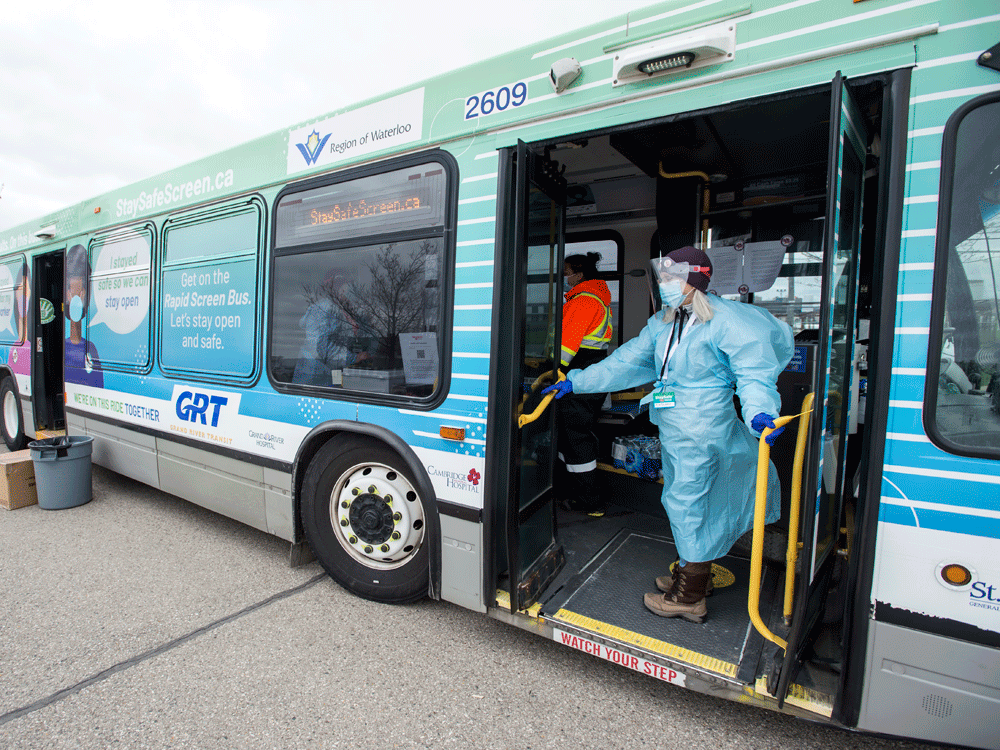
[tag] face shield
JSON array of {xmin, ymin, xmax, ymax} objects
[
  {"xmin": 651, "ymin": 258, "xmax": 688, "ymax": 309},
  {"xmin": 649, "ymin": 257, "xmax": 706, "ymax": 286}
]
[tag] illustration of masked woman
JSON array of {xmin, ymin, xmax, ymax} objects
[{"xmin": 65, "ymin": 244, "xmax": 103, "ymax": 388}]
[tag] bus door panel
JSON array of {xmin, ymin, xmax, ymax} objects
[
  {"xmin": 776, "ymin": 74, "xmax": 866, "ymax": 703},
  {"xmin": 505, "ymin": 141, "xmax": 567, "ymax": 612},
  {"xmin": 32, "ymin": 250, "xmax": 65, "ymax": 432}
]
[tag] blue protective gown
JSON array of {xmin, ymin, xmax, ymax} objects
[{"xmin": 568, "ymin": 295, "xmax": 794, "ymax": 562}]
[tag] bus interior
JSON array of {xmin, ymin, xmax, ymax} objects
[{"xmin": 499, "ymin": 74, "xmax": 889, "ymax": 708}]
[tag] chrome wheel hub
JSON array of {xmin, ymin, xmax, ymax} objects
[{"xmin": 331, "ymin": 463, "xmax": 424, "ymax": 568}]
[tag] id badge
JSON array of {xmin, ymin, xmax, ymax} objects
[{"xmin": 652, "ymin": 390, "xmax": 676, "ymax": 409}]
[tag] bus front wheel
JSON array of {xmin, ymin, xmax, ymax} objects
[
  {"xmin": 301, "ymin": 437, "xmax": 429, "ymax": 603},
  {"xmin": 0, "ymin": 377, "xmax": 27, "ymax": 451}
]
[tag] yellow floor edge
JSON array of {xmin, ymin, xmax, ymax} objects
[
  {"xmin": 754, "ymin": 676, "xmax": 834, "ymax": 717},
  {"xmin": 34, "ymin": 429, "xmax": 67, "ymax": 439},
  {"xmin": 494, "ymin": 589, "xmax": 542, "ymax": 618},
  {"xmin": 549, "ymin": 607, "xmax": 738, "ymax": 679},
  {"xmin": 497, "ymin": 595, "xmax": 832, "ymax": 717}
]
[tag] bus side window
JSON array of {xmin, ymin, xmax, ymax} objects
[
  {"xmin": 927, "ymin": 93, "xmax": 1000, "ymax": 457},
  {"xmin": 161, "ymin": 203, "xmax": 263, "ymax": 382},
  {"xmin": 269, "ymin": 158, "xmax": 451, "ymax": 399},
  {"xmin": 86, "ymin": 229, "xmax": 153, "ymax": 376},
  {"xmin": 0, "ymin": 256, "xmax": 28, "ymax": 346}
]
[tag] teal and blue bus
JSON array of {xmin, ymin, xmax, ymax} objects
[{"xmin": 1, "ymin": 2, "xmax": 998, "ymax": 745}]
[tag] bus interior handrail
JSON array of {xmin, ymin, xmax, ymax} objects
[
  {"xmin": 748, "ymin": 393, "xmax": 815, "ymax": 652},
  {"xmin": 518, "ymin": 370, "xmax": 565, "ymax": 429},
  {"xmin": 516, "ymin": 369, "xmax": 554, "ymax": 417}
]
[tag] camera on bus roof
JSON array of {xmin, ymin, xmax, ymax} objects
[{"xmin": 549, "ymin": 57, "xmax": 582, "ymax": 95}]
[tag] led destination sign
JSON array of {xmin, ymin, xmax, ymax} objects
[
  {"xmin": 309, "ymin": 197, "xmax": 421, "ymax": 226},
  {"xmin": 276, "ymin": 163, "xmax": 445, "ymax": 248}
]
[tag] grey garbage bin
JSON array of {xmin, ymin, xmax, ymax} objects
[{"xmin": 28, "ymin": 436, "xmax": 94, "ymax": 510}]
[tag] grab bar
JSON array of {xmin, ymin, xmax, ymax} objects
[
  {"xmin": 747, "ymin": 394, "xmax": 814, "ymax": 651},
  {"xmin": 518, "ymin": 371, "xmax": 565, "ymax": 429},
  {"xmin": 782, "ymin": 392, "xmax": 814, "ymax": 625}
]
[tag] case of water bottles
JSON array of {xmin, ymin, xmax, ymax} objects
[{"xmin": 611, "ymin": 435, "xmax": 662, "ymax": 480}]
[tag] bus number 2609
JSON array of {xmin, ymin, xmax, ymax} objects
[{"xmin": 465, "ymin": 82, "xmax": 527, "ymax": 120}]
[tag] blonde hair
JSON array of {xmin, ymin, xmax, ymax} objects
[{"xmin": 664, "ymin": 289, "xmax": 715, "ymax": 322}]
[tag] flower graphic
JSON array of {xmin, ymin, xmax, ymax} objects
[{"xmin": 467, "ymin": 469, "xmax": 481, "ymax": 486}]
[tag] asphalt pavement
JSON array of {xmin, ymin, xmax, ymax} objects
[{"xmin": 0, "ymin": 452, "xmax": 940, "ymax": 749}]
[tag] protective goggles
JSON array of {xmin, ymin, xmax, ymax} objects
[{"xmin": 650, "ymin": 256, "xmax": 711, "ymax": 286}]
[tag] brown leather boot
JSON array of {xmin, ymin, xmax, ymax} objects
[
  {"xmin": 644, "ymin": 560, "xmax": 712, "ymax": 623},
  {"xmin": 655, "ymin": 562, "xmax": 715, "ymax": 596}
]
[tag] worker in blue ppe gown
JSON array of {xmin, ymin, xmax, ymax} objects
[{"xmin": 543, "ymin": 246, "xmax": 794, "ymax": 622}]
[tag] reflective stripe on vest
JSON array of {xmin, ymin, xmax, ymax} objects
[{"xmin": 575, "ymin": 291, "xmax": 612, "ymax": 349}]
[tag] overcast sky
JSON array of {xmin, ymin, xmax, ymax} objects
[{"xmin": 0, "ymin": 0, "xmax": 654, "ymax": 232}]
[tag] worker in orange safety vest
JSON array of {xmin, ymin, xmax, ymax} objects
[{"xmin": 555, "ymin": 252, "xmax": 613, "ymax": 516}]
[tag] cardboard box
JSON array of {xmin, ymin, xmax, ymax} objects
[{"xmin": 0, "ymin": 450, "xmax": 38, "ymax": 510}]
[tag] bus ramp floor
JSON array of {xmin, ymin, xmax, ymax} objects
[{"xmin": 540, "ymin": 528, "xmax": 779, "ymax": 685}]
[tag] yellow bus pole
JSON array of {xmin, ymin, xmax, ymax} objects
[
  {"xmin": 747, "ymin": 397, "xmax": 814, "ymax": 651},
  {"xmin": 784, "ymin": 392, "xmax": 814, "ymax": 624},
  {"xmin": 748, "ymin": 418, "xmax": 792, "ymax": 651}
]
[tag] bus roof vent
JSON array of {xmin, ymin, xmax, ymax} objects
[{"xmin": 612, "ymin": 20, "xmax": 735, "ymax": 88}]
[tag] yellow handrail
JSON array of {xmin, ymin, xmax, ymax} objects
[
  {"xmin": 518, "ymin": 371, "xmax": 566, "ymax": 429},
  {"xmin": 747, "ymin": 396, "xmax": 815, "ymax": 651},
  {"xmin": 783, "ymin": 392, "xmax": 814, "ymax": 624},
  {"xmin": 516, "ymin": 370, "xmax": 554, "ymax": 417},
  {"xmin": 657, "ymin": 164, "xmax": 711, "ymax": 183}
]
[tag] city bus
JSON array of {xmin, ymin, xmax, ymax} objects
[{"xmin": 1, "ymin": 1, "xmax": 997, "ymax": 745}]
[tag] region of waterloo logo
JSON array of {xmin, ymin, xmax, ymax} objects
[{"xmin": 296, "ymin": 130, "xmax": 331, "ymax": 166}]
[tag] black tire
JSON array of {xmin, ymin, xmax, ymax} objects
[
  {"xmin": 302, "ymin": 437, "xmax": 429, "ymax": 603},
  {"xmin": 0, "ymin": 377, "xmax": 27, "ymax": 451}
]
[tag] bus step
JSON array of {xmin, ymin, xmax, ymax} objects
[{"xmin": 540, "ymin": 529, "xmax": 780, "ymax": 684}]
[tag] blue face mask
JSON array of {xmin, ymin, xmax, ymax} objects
[
  {"xmin": 659, "ymin": 279, "xmax": 686, "ymax": 308},
  {"xmin": 69, "ymin": 295, "xmax": 85, "ymax": 323}
]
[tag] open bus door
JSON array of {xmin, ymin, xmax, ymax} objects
[
  {"xmin": 495, "ymin": 141, "xmax": 568, "ymax": 612},
  {"xmin": 773, "ymin": 73, "xmax": 867, "ymax": 703},
  {"xmin": 32, "ymin": 250, "xmax": 65, "ymax": 433}
]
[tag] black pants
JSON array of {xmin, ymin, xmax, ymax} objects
[{"xmin": 556, "ymin": 349, "xmax": 607, "ymax": 510}]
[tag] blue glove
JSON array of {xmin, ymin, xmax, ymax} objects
[
  {"xmin": 751, "ymin": 412, "xmax": 784, "ymax": 446},
  {"xmin": 542, "ymin": 379, "xmax": 573, "ymax": 399}
]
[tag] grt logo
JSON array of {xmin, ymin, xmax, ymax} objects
[{"xmin": 175, "ymin": 391, "xmax": 228, "ymax": 427}]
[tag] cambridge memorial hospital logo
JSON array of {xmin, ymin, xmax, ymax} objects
[{"xmin": 427, "ymin": 465, "xmax": 481, "ymax": 493}]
